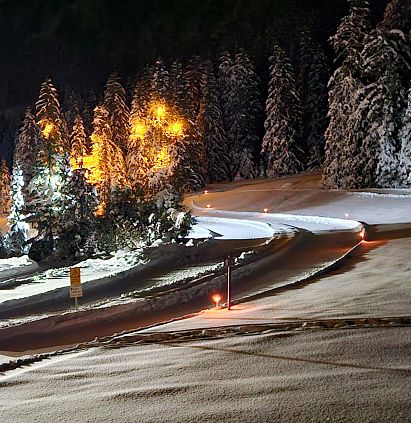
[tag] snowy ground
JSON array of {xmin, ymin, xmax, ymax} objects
[
  {"xmin": 0, "ymin": 216, "xmax": 286, "ymax": 303},
  {"xmin": 0, "ymin": 326, "xmax": 409, "ymax": 422},
  {"xmin": 0, "ymin": 174, "xmax": 410, "ymax": 422},
  {"xmin": 0, "ymin": 255, "xmax": 38, "ymax": 281},
  {"xmin": 190, "ymin": 174, "xmax": 411, "ymax": 227},
  {"xmin": 0, "ymin": 249, "xmax": 146, "ymax": 304},
  {"xmin": 142, "ymin": 236, "xmax": 411, "ymax": 332}
]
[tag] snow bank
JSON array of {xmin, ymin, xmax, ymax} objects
[
  {"xmin": 188, "ymin": 216, "xmax": 289, "ymax": 239},
  {"xmin": 193, "ymin": 206, "xmax": 362, "ymax": 234},
  {"xmin": 0, "ymin": 255, "xmax": 39, "ymax": 281},
  {"xmin": 351, "ymin": 191, "xmax": 411, "ymax": 199},
  {"xmin": 0, "ymin": 249, "xmax": 146, "ymax": 304}
]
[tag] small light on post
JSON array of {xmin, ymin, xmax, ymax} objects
[
  {"xmin": 344, "ymin": 213, "xmax": 349, "ymax": 219},
  {"xmin": 263, "ymin": 208, "xmax": 268, "ymax": 213},
  {"xmin": 206, "ymin": 204, "xmax": 211, "ymax": 209},
  {"xmin": 360, "ymin": 227, "xmax": 366, "ymax": 240},
  {"xmin": 204, "ymin": 190, "xmax": 208, "ymax": 194},
  {"xmin": 212, "ymin": 294, "xmax": 222, "ymax": 309}
]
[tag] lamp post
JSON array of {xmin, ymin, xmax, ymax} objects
[{"xmin": 224, "ymin": 255, "xmax": 235, "ymax": 310}]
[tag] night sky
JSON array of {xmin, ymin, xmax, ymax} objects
[{"xmin": 0, "ymin": 0, "xmax": 387, "ymax": 162}]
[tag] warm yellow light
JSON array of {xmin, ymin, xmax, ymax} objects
[
  {"xmin": 81, "ymin": 133, "xmax": 103, "ymax": 185},
  {"xmin": 38, "ymin": 119, "xmax": 54, "ymax": 138},
  {"xmin": 156, "ymin": 105, "xmax": 166, "ymax": 119},
  {"xmin": 70, "ymin": 156, "xmax": 83, "ymax": 171},
  {"xmin": 152, "ymin": 146, "xmax": 171, "ymax": 170},
  {"xmin": 131, "ymin": 121, "xmax": 148, "ymax": 140},
  {"xmin": 167, "ymin": 121, "xmax": 184, "ymax": 137},
  {"xmin": 95, "ymin": 202, "xmax": 105, "ymax": 217},
  {"xmin": 150, "ymin": 102, "xmax": 166, "ymax": 120}
]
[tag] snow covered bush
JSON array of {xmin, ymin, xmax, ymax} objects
[{"xmin": 95, "ymin": 186, "xmax": 193, "ymax": 253}]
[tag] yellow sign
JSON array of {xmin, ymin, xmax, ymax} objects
[{"xmin": 70, "ymin": 267, "xmax": 81, "ymax": 286}]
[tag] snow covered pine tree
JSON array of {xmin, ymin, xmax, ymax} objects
[
  {"xmin": 0, "ymin": 159, "xmax": 11, "ymax": 214},
  {"xmin": 219, "ymin": 50, "xmax": 262, "ymax": 180},
  {"xmin": 261, "ymin": 43, "xmax": 302, "ymax": 178}
]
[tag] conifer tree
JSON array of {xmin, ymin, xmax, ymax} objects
[
  {"xmin": 348, "ymin": 0, "xmax": 411, "ymax": 187},
  {"xmin": 0, "ymin": 159, "xmax": 11, "ymax": 214},
  {"xmin": 4, "ymin": 162, "xmax": 29, "ymax": 256},
  {"xmin": 202, "ymin": 61, "xmax": 230, "ymax": 182},
  {"xmin": 36, "ymin": 78, "xmax": 69, "ymax": 154},
  {"xmin": 70, "ymin": 114, "xmax": 88, "ymax": 169},
  {"xmin": 63, "ymin": 87, "xmax": 82, "ymax": 131},
  {"xmin": 323, "ymin": 0, "xmax": 372, "ymax": 188},
  {"xmin": 127, "ymin": 73, "xmax": 152, "ymax": 189},
  {"xmin": 182, "ymin": 57, "xmax": 205, "ymax": 120},
  {"xmin": 54, "ymin": 168, "xmax": 99, "ymax": 258},
  {"xmin": 172, "ymin": 103, "xmax": 207, "ymax": 193},
  {"xmin": 219, "ymin": 50, "xmax": 262, "ymax": 180},
  {"xmin": 31, "ymin": 79, "xmax": 70, "ymax": 240},
  {"xmin": 103, "ymin": 73, "xmax": 130, "ymax": 153},
  {"xmin": 169, "ymin": 60, "xmax": 187, "ymax": 113},
  {"xmin": 261, "ymin": 44, "xmax": 302, "ymax": 177},
  {"xmin": 89, "ymin": 105, "xmax": 128, "ymax": 209},
  {"xmin": 369, "ymin": 0, "xmax": 411, "ymax": 187},
  {"xmin": 399, "ymin": 89, "xmax": 411, "ymax": 186},
  {"xmin": 172, "ymin": 57, "xmax": 207, "ymax": 191},
  {"xmin": 13, "ymin": 109, "xmax": 45, "ymax": 202},
  {"xmin": 149, "ymin": 58, "xmax": 170, "ymax": 101},
  {"xmin": 299, "ymin": 31, "xmax": 329, "ymax": 169}
]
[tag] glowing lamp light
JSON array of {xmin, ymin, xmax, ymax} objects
[
  {"xmin": 212, "ymin": 294, "xmax": 222, "ymax": 308},
  {"xmin": 344, "ymin": 213, "xmax": 349, "ymax": 219},
  {"xmin": 155, "ymin": 104, "xmax": 166, "ymax": 119},
  {"xmin": 168, "ymin": 121, "xmax": 184, "ymax": 137},
  {"xmin": 263, "ymin": 208, "xmax": 268, "ymax": 213},
  {"xmin": 360, "ymin": 228, "xmax": 366, "ymax": 240},
  {"xmin": 206, "ymin": 204, "xmax": 211, "ymax": 209},
  {"xmin": 204, "ymin": 190, "xmax": 208, "ymax": 194},
  {"xmin": 131, "ymin": 122, "xmax": 148, "ymax": 140}
]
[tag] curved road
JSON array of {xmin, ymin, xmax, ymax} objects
[{"xmin": 1, "ymin": 174, "xmax": 410, "ymax": 352}]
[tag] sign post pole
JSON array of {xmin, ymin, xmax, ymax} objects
[
  {"xmin": 70, "ymin": 267, "xmax": 83, "ymax": 311},
  {"xmin": 227, "ymin": 256, "xmax": 231, "ymax": 310}
]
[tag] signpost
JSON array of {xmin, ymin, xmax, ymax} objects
[
  {"xmin": 224, "ymin": 255, "xmax": 235, "ymax": 310},
  {"xmin": 70, "ymin": 267, "xmax": 83, "ymax": 311}
]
